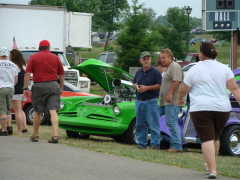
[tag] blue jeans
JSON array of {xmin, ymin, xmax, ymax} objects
[
  {"xmin": 159, "ymin": 105, "xmax": 182, "ymax": 151},
  {"xmin": 135, "ymin": 98, "xmax": 161, "ymax": 148}
]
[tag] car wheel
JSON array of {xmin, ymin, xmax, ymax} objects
[
  {"xmin": 120, "ymin": 119, "xmax": 137, "ymax": 144},
  {"xmin": 112, "ymin": 135, "xmax": 124, "ymax": 143},
  {"xmin": 219, "ymin": 125, "xmax": 240, "ymax": 156},
  {"xmin": 66, "ymin": 130, "xmax": 80, "ymax": 138},
  {"xmin": 24, "ymin": 104, "xmax": 50, "ymax": 125},
  {"xmin": 79, "ymin": 133, "xmax": 90, "ymax": 139}
]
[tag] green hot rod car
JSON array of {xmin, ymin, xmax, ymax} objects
[{"xmin": 58, "ymin": 59, "xmax": 138, "ymax": 144}]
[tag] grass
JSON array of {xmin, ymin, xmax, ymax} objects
[
  {"xmin": 12, "ymin": 122, "xmax": 240, "ymax": 179},
  {"xmin": 78, "ymin": 47, "xmax": 105, "ymax": 59}
]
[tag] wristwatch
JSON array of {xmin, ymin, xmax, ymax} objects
[{"xmin": 23, "ymin": 88, "xmax": 28, "ymax": 90}]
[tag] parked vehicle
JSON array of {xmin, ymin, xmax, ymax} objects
[
  {"xmin": 109, "ymin": 34, "xmax": 119, "ymax": 41},
  {"xmin": 216, "ymin": 40, "xmax": 230, "ymax": 47},
  {"xmin": 190, "ymin": 29, "xmax": 196, "ymax": 34},
  {"xmin": 98, "ymin": 32, "xmax": 106, "ymax": 39},
  {"xmin": 12, "ymin": 79, "xmax": 97, "ymax": 125},
  {"xmin": 195, "ymin": 28, "xmax": 203, "ymax": 34},
  {"xmin": 66, "ymin": 49, "xmax": 76, "ymax": 60},
  {"xmin": 59, "ymin": 59, "xmax": 240, "ymax": 156},
  {"xmin": 182, "ymin": 63, "xmax": 197, "ymax": 77},
  {"xmin": 96, "ymin": 51, "xmax": 116, "ymax": 65},
  {"xmin": 210, "ymin": 38, "xmax": 218, "ymax": 43},
  {"xmin": 189, "ymin": 38, "xmax": 203, "ymax": 45},
  {"xmin": 59, "ymin": 59, "xmax": 137, "ymax": 143},
  {"xmin": 177, "ymin": 53, "xmax": 199, "ymax": 68},
  {"xmin": 0, "ymin": 3, "xmax": 92, "ymax": 92},
  {"xmin": 92, "ymin": 40, "xmax": 106, "ymax": 47},
  {"xmin": 92, "ymin": 36, "xmax": 100, "ymax": 41}
]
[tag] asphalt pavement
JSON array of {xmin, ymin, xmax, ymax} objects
[{"xmin": 1, "ymin": 136, "xmax": 239, "ymax": 180}]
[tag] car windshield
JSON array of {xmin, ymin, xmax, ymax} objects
[
  {"xmin": 183, "ymin": 64, "xmax": 196, "ymax": 71},
  {"xmin": 97, "ymin": 54, "xmax": 106, "ymax": 62},
  {"xmin": 184, "ymin": 55, "xmax": 192, "ymax": 62},
  {"xmin": 21, "ymin": 51, "xmax": 69, "ymax": 66},
  {"xmin": 63, "ymin": 81, "xmax": 83, "ymax": 92},
  {"xmin": 51, "ymin": 52, "xmax": 70, "ymax": 66}
]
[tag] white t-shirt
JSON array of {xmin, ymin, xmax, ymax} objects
[
  {"xmin": 0, "ymin": 60, "xmax": 19, "ymax": 89},
  {"xmin": 184, "ymin": 59, "xmax": 233, "ymax": 112}
]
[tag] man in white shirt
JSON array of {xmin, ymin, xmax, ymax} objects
[{"xmin": 0, "ymin": 47, "xmax": 18, "ymax": 136}]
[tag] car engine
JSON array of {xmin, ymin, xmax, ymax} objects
[{"xmin": 102, "ymin": 79, "xmax": 136, "ymax": 105}]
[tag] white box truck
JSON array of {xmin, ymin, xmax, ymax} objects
[{"xmin": 0, "ymin": 3, "xmax": 92, "ymax": 92}]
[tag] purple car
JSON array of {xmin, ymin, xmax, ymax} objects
[{"xmin": 159, "ymin": 69, "xmax": 240, "ymax": 157}]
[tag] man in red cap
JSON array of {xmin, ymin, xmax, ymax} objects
[{"xmin": 23, "ymin": 40, "xmax": 64, "ymax": 143}]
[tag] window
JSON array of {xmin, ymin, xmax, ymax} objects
[
  {"xmin": 97, "ymin": 54, "xmax": 106, "ymax": 62},
  {"xmin": 106, "ymin": 53, "xmax": 115, "ymax": 63}
]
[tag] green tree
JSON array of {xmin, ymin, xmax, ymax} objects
[
  {"xmin": 114, "ymin": 0, "xmax": 162, "ymax": 71},
  {"xmin": 29, "ymin": 0, "xmax": 99, "ymax": 13},
  {"xmin": 159, "ymin": 6, "xmax": 189, "ymax": 59},
  {"xmin": 190, "ymin": 17, "xmax": 202, "ymax": 29},
  {"xmin": 94, "ymin": 0, "xmax": 129, "ymax": 51},
  {"xmin": 153, "ymin": 15, "xmax": 170, "ymax": 27}
]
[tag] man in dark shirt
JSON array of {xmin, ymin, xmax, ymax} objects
[{"xmin": 133, "ymin": 51, "xmax": 162, "ymax": 149}]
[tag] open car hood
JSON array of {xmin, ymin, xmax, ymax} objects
[{"xmin": 70, "ymin": 59, "xmax": 133, "ymax": 93}]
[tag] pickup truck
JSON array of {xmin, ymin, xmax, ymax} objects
[{"xmin": 176, "ymin": 53, "xmax": 199, "ymax": 68}]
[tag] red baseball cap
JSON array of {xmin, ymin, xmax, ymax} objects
[{"xmin": 39, "ymin": 40, "xmax": 50, "ymax": 47}]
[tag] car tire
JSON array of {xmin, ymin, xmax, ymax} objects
[
  {"xmin": 79, "ymin": 134, "xmax": 90, "ymax": 139},
  {"xmin": 219, "ymin": 125, "xmax": 240, "ymax": 156},
  {"xmin": 66, "ymin": 130, "xmax": 80, "ymax": 138},
  {"xmin": 112, "ymin": 135, "xmax": 124, "ymax": 143},
  {"xmin": 119, "ymin": 119, "xmax": 137, "ymax": 145},
  {"xmin": 24, "ymin": 104, "xmax": 50, "ymax": 125}
]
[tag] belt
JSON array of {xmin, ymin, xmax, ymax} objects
[
  {"xmin": 137, "ymin": 97, "xmax": 156, "ymax": 101},
  {"xmin": 34, "ymin": 80, "xmax": 57, "ymax": 83}
]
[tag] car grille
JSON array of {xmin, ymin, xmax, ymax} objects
[
  {"xmin": 60, "ymin": 125, "xmax": 114, "ymax": 133},
  {"xmin": 88, "ymin": 114, "xmax": 117, "ymax": 122},
  {"xmin": 64, "ymin": 70, "xmax": 78, "ymax": 86},
  {"xmin": 59, "ymin": 112, "xmax": 77, "ymax": 117}
]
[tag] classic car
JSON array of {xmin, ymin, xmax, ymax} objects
[
  {"xmin": 12, "ymin": 80, "xmax": 96, "ymax": 125},
  {"xmin": 166, "ymin": 68, "xmax": 240, "ymax": 157},
  {"xmin": 59, "ymin": 59, "xmax": 240, "ymax": 156},
  {"xmin": 59, "ymin": 59, "xmax": 137, "ymax": 143}
]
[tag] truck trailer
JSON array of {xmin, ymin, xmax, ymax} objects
[{"xmin": 0, "ymin": 3, "xmax": 92, "ymax": 92}]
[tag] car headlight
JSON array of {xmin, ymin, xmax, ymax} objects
[
  {"xmin": 60, "ymin": 100, "xmax": 64, "ymax": 109},
  {"xmin": 81, "ymin": 82, "xmax": 88, "ymax": 88},
  {"xmin": 113, "ymin": 106, "xmax": 120, "ymax": 115},
  {"xmin": 178, "ymin": 110, "xmax": 185, "ymax": 118}
]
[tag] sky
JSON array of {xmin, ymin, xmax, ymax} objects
[{"xmin": 0, "ymin": 0, "xmax": 202, "ymax": 18}]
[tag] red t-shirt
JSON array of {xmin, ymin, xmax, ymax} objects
[{"xmin": 26, "ymin": 50, "xmax": 65, "ymax": 82}]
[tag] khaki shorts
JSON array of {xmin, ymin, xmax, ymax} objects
[
  {"xmin": 190, "ymin": 111, "xmax": 230, "ymax": 143},
  {"xmin": 0, "ymin": 87, "xmax": 14, "ymax": 115},
  {"xmin": 32, "ymin": 81, "xmax": 61, "ymax": 113},
  {"xmin": 12, "ymin": 94, "xmax": 26, "ymax": 101}
]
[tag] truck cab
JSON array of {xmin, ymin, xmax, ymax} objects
[
  {"xmin": 20, "ymin": 48, "xmax": 91, "ymax": 93},
  {"xmin": 177, "ymin": 53, "xmax": 199, "ymax": 68},
  {"xmin": 96, "ymin": 51, "xmax": 116, "ymax": 66}
]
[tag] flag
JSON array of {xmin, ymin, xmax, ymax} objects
[{"xmin": 12, "ymin": 36, "xmax": 17, "ymax": 49}]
